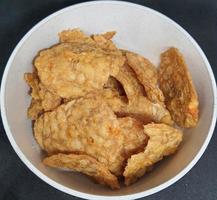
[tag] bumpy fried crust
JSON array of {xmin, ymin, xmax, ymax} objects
[
  {"xmin": 59, "ymin": 28, "xmax": 95, "ymax": 44},
  {"xmin": 24, "ymin": 72, "xmax": 40, "ymax": 99},
  {"xmin": 34, "ymin": 95, "xmax": 125, "ymax": 176},
  {"xmin": 24, "ymin": 73, "xmax": 62, "ymax": 119},
  {"xmin": 102, "ymin": 88, "xmax": 172, "ymax": 124},
  {"xmin": 126, "ymin": 51, "xmax": 165, "ymax": 104},
  {"xmin": 91, "ymin": 31, "xmax": 117, "ymax": 50},
  {"xmin": 43, "ymin": 153, "xmax": 119, "ymax": 189},
  {"xmin": 110, "ymin": 63, "xmax": 172, "ymax": 124},
  {"xmin": 119, "ymin": 117, "xmax": 148, "ymax": 158},
  {"xmin": 123, "ymin": 123, "xmax": 183, "ymax": 185},
  {"xmin": 158, "ymin": 47, "xmax": 199, "ymax": 127},
  {"xmin": 34, "ymin": 42, "xmax": 124, "ymax": 99},
  {"xmin": 126, "ymin": 96, "xmax": 173, "ymax": 124},
  {"xmin": 27, "ymin": 99, "xmax": 43, "ymax": 120},
  {"xmin": 101, "ymin": 88, "xmax": 128, "ymax": 112},
  {"xmin": 115, "ymin": 62, "xmax": 145, "ymax": 100}
]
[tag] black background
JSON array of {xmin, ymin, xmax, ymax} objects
[{"xmin": 0, "ymin": 0, "xmax": 217, "ymax": 199}]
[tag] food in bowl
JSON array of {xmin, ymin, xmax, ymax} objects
[{"xmin": 24, "ymin": 28, "xmax": 199, "ymax": 189}]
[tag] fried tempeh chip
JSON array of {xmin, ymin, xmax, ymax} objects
[
  {"xmin": 158, "ymin": 47, "xmax": 199, "ymax": 128},
  {"xmin": 34, "ymin": 95, "xmax": 125, "ymax": 176},
  {"xmin": 126, "ymin": 51, "xmax": 165, "ymax": 105},
  {"xmin": 112, "ymin": 63, "xmax": 173, "ymax": 124},
  {"xmin": 101, "ymin": 88, "xmax": 128, "ymax": 113},
  {"xmin": 123, "ymin": 123, "xmax": 183, "ymax": 185},
  {"xmin": 43, "ymin": 153, "xmax": 120, "ymax": 189},
  {"xmin": 102, "ymin": 88, "xmax": 172, "ymax": 124},
  {"xmin": 35, "ymin": 42, "xmax": 125, "ymax": 99},
  {"xmin": 59, "ymin": 29, "xmax": 117, "ymax": 51},
  {"xmin": 59, "ymin": 28, "xmax": 95, "ymax": 44},
  {"xmin": 24, "ymin": 73, "xmax": 62, "ymax": 119},
  {"xmin": 115, "ymin": 62, "xmax": 145, "ymax": 99},
  {"xmin": 91, "ymin": 31, "xmax": 117, "ymax": 51},
  {"xmin": 119, "ymin": 117, "xmax": 148, "ymax": 158}
]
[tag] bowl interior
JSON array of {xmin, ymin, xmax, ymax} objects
[{"xmin": 2, "ymin": 1, "xmax": 215, "ymax": 198}]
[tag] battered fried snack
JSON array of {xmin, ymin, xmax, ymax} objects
[
  {"xmin": 24, "ymin": 73, "xmax": 62, "ymax": 119},
  {"xmin": 115, "ymin": 62, "xmax": 145, "ymax": 99},
  {"xmin": 91, "ymin": 31, "xmax": 117, "ymax": 50},
  {"xmin": 125, "ymin": 95, "xmax": 173, "ymax": 124},
  {"xmin": 119, "ymin": 117, "xmax": 148, "ymax": 158},
  {"xmin": 34, "ymin": 95, "xmax": 125, "ymax": 176},
  {"xmin": 126, "ymin": 51, "xmax": 165, "ymax": 105},
  {"xmin": 113, "ymin": 63, "xmax": 173, "ymax": 124},
  {"xmin": 102, "ymin": 88, "xmax": 172, "ymax": 124},
  {"xmin": 27, "ymin": 99, "xmax": 43, "ymax": 120},
  {"xmin": 35, "ymin": 42, "xmax": 125, "ymax": 99},
  {"xmin": 158, "ymin": 47, "xmax": 199, "ymax": 127},
  {"xmin": 59, "ymin": 29, "xmax": 116, "ymax": 50},
  {"xmin": 43, "ymin": 153, "xmax": 120, "ymax": 189},
  {"xmin": 123, "ymin": 123, "xmax": 183, "ymax": 185},
  {"xmin": 59, "ymin": 28, "xmax": 95, "ymax": 44},
  {"xmin": 25, "ymin": 29, "xmax": 199, "ymax": 189},
  {"xmin": 101, "ymin": 88, "xmax": 128, "ymax": 113}
]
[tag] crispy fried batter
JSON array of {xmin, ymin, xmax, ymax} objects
[
  {"xmin": 27, "ymin": 99, "xmax": 43, "ymax": 120},
  {"xmin": 126, "ymin": 96, "xmax": 173, "ymax": 124},
  {"xmin": 34, "ymin": 95, "xmax": 125, "ymax": 176},
  {"xmin": 158, "ymin": 47, "xmax": 199, "ymax": 127},
  {"xmin": 43, "ymin": 153, "xmax": 119, "ymax": 189},
  {"xmin": 115, "ymin": 62, "xmax": 145, "ymax": 99},
  {"xmin": 123, "ymin": 123, "xmax": 183, "ymax": 185},
  {"xmin": 100, "ymin": 31, "xmax": 116, "ymax": 40},
  {"xmin": 24, "ymin": 73, "xmax": 62, "ymax": 119},
  {"xmin": 24, "ymin": 29, "xmax": 193, "ymax": 189},
  {"xmin": 24, "ymin": 72, "xmax": 40, "ymax": 99},
  {"xmin": 91, "ymin": 31, "xmax": 117, "ymax": 50},
  {"xmin": 59, "ymin": 28, "xmax": 95, "ymax": 44},
  {"xmin": 119, "ymin": 117, "xmax": 148, "ymax": 158},
  {"xmin": 34, "ymin": 43, "xmax": 125, "ymax": 99},
  {"xmin": 110, "ymin": 63, "xmax": 173, "ymax": 124},
  {"xmin": 102, "ymin": 88, "xmax": 172, "ymax": 124},
  {"xmin": 126, "ymin": 51, "xmax": 165, "ymax": 104},
  {"xmin": 101, "ymin": 88, "xmax": 128, "ymax": 113}
]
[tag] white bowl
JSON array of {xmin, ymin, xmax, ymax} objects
[{"xmin": 1, "ymin": 1, "xmax": 217, "ymax": 200}]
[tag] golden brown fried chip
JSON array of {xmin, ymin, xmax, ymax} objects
[
  {"xmin": 43, "ymin": 153, "xmax": 120, "ymax": 189},
  {"xmin": 119, "ymin": 117, "xmax": 148, "ymax": 158},
  {"xmin": 126, "ymin": 51, "xmax": 165, "ymax": 104},
  {"xmin": 126, "ymin": 96, "xmax": 173, "ymax": 124},
  {"xmin": 35, "ymin": 43, "xmax": 125, "ymax": 99},
  {"xmin": 24, "ymin": 72, "xmax": 40, "ymax": 99},
  {"xmin": 91, "ymin": 31, "xmax": 117, "ymax": 50},
  {"xmin": 102, "ymin": 88, "xmax": 172, "ymax": 124},
  {"xmin": 123, "ymin": 123, "xmax": 183, "ymax": 185},
  {"xmin": 110, "ymin": 62, "xmax": 172, "ymax": 124},
  {"xmin": 100, "ymin": 31, "xmax": 116, "ymax": 40},
  {"xmin": 27, "ymin": 99, "xmax": 43, "ymax": 120},
  {"xmin": 24, "ymin": 73, "xmax": 62, "ymax": 119},
  {"xmin": 101, "ymin": 88, "xmax": 128, "ymax": 113},
  {"xmin": 158, "ymin": 47, "xmax": 199, "ymax": 128},
  {"xmin": 59, "ymin": 28, "xmax": 95, "ymax": 44},
  {"xmin": 34, "ymin": 95, "xmax": 125, "ymax": 176},
  {"xmin": 115, "ymin": 62, "xmax": 145, "ymax": 100}
]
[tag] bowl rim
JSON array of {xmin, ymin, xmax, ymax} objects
[{"xmin": 1, "ymin": 1, "xmax": 217, "ymax": 199}]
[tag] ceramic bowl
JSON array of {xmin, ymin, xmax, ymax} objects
[{"xmin": 1, "ymin": 1, "xmax": 216, "ymax": 199}]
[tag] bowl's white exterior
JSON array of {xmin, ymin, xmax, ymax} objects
[{"xmin": 1, "ymin": 1, "xmax": 216, "ymax": 200}]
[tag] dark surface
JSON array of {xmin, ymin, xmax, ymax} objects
[{"xmin": 0, "ymin": 0, "xmax": 216, "ymax": 199}]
